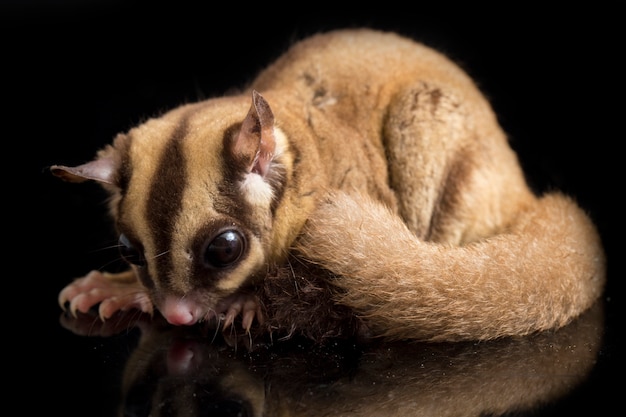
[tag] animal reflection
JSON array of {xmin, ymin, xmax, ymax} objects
[{"xmin": 61, "ymin": 299, "xmax": 603, "ymax": 416}]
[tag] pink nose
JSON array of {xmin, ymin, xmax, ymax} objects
[{"xmin": 160, "ymin": 297, "xmax": 200, "ymax": 326}]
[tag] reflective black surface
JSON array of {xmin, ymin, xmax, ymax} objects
[
  {"xmin": 17, "ymin": 2, "xmax": 619, "ymax": 416},
  {"xmin": 52, "ymin": 301, "xmax": 608, "ymax": 416}
]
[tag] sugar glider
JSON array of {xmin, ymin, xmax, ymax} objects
[{"xmin": 52, "ymin": 28, "xmax": 605, "ymax": 342}]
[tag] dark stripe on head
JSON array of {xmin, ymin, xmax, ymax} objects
[
  {"xmin": 147, "ymin": 119, "xmax": 189, "ymax": 290},
  {"xmin": 217, "ymin": 122, "xmax": 254, "ymax": 226}
]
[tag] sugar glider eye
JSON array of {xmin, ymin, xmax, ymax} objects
[
  {"xmin": 119, "ymin": 233, "xmax": 146, "ymax": 267},
  {"xmin": 204, "ymin": 230, "xmax": 246, "ymax": 268}
]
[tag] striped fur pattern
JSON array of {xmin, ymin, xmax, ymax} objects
[{"xmin": 52, "ymin": 28, "xmax": 605, "ymax": 342}]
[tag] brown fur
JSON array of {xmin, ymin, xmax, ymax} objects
[{"xmin": 52, "ymin": 28, "xmax": 605, "ymax": 343}]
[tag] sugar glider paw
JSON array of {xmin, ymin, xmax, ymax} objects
[
  {"xmin": 218, "ymin": 293, "xmax": 264, "ymax": 333},
  {"xmin": 58, "ymin": 270, "xmax": 153, "ymax": 320}
]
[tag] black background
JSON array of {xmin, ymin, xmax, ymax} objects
[{"xmin": 8, "ymin": 1, "xmax": 620, "ymax": 415}]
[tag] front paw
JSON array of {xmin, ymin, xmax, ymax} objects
[
  {"xmin": 58, "ymin": 270, "xmax": 153, "ymax": 320},
  {"xmin": 217, "ymin": 293, "xmax": 264, "ymax": 333}
]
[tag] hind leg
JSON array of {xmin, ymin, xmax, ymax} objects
[{"xmin": 383, "ymin": 81, "xmax": 530, "ymax": 244}]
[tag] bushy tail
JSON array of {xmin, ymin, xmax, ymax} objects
[{"xmin": 293, "ymin": 192, "xmax": 606, "ymax": 341}]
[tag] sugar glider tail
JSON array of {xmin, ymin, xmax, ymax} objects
[{"xmin": 293, "ymin": 191, "xmax": 606, "ymax": 342}]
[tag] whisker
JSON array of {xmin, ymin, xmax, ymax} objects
[
  {"xmin": 208, "ymin": 309, "xmax": 221, "ymax": 344},
  {"xmin": 85, "ymin": 313, "xmax": 105, "ymax": 337},
  {"xmin": 229, "ymin": 325, "xmax": 239, "ymax": 353},
  {"xmin": 87, "ymin": 240, "xmax": 125, "ymax": 254},
  {"xmin": 97, "ymin": 257, "xmax": 128, "ymax": 272},
  {"xmin": 286, "ymin": 258, "xmax": 301, "ymax": 297},
  {"xmin": 150, "ymin": 250, "xmax": 170, "ymax": 260},
  {"xmin": 123, "ymin": 309, "xmax": 146, "ymax": 334}
]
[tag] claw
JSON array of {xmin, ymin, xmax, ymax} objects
[
  {"xmin": 99, "ymin": 292, "xmax": 154, "ymax": 320},
  {"xmin": 223, "ymin": 310, "xmax": 236, "ymax": 330},
  {"xmin": 68, "ymin": 293, "xmax": 98, "ymax": 318},
  {"xmin": 218, "ymin": 294, "xmax": 262, "ymax": 333},
  {"xmin": 242, "ymin": 298, "xmax": 261, "ymax": 331},
  {"xmin": 57, "ymin": 269, "xmax": 152, "ymax": 321},
  {"xmin": 242, "ymin": 310, "xmax": 255, "ymax": 332}
]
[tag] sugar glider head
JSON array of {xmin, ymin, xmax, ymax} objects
[{"xmin": 52, "ymin": 90, "xmax": 288, "ymax": 325}]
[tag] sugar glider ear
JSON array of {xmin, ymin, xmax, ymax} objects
[
  {"xmin": 50, "ymin": 148, "xmax": 118, "ymax": 186},
  {"xmin": 229, "ymin": 90, "xmax": 276, "ymax": 177}
]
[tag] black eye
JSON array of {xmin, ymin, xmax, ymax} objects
[
  {"xmin": 119, "ymin": 233, "xmax": 146, "ymax": 267},
  {"xmin": 204, "ymin": 230, "xmax": 245, "ymax": 268}
]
